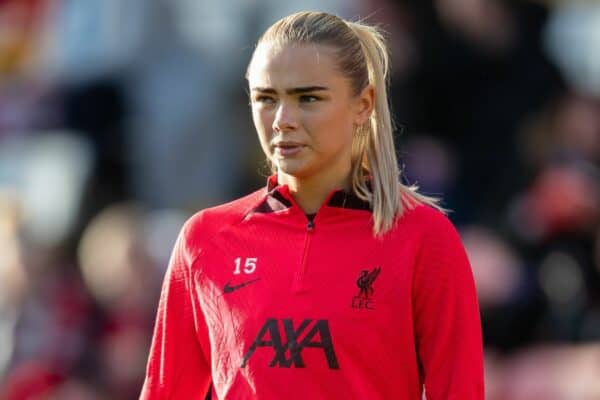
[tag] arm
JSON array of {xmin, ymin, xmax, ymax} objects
[
  {"xmin": 140, "ymin": 224, "xmax": 211, "ymax": 400},
  {"xmin": 412, "ymin": 210, "xmax": 484, "ymax": 399}
]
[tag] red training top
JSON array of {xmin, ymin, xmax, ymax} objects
[{"xmin": 140, "ymin": 176, "xmax": 485, "ymax": 399}]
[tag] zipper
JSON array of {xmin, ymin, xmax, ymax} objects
[{"xmin": 293, "ymin": 217, "xmax": 315, "ymax": 291}]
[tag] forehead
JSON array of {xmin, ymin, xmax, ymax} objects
[{"xmin": 248, "ymin": 43, "xmax": 345, "ymax": 88}]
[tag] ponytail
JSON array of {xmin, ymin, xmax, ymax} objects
[{"xmin": 347, "ymin": 22, "xmax": 444, "ymax": 235}]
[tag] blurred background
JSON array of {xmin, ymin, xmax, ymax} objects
[{"xmin": 0, "ymin": 0, "xmax": 599, "ymax": 399}]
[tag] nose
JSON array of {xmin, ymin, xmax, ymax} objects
[{"xmin": 272, "ymin": 102, "xmax": 298, "ymax": 132}]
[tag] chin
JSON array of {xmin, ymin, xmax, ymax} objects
[{"xmin": 275, "ymin": 160, "xmax": 312, "ymax": 178}]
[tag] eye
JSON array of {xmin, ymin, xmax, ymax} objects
[
  {"xmin": 299, "ymin": 95, "xmax": 319, "ymax": 103},
  {"xmin": 253, "ymin": 95, "xmax": 276, "ymax": 105}
]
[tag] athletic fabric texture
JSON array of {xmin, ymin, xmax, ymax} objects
[{"xmin": 140, "ymin": 175, "xmax": 485, "ymax": 399}]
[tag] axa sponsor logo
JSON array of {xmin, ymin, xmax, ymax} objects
[{"xmin": 241, "ymin": 318, "xmax": 339, "ymax": 369}]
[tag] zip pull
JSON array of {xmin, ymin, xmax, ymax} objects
[{"xmin": 305, "ymin": 213, "xmax": 316, "ymax": 231}]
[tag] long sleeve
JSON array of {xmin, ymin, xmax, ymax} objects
[
  {"xmin": 412, "ymin": 210, "xmax": 485, "ymax": 399},
  {"xmin": 140, "ymin": 224, "xmax": 211, "ymax": 400}
]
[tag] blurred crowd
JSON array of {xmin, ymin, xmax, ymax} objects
[{"xmin": 0, "ymin": 0, "xmax": 599, "ymax": 399}]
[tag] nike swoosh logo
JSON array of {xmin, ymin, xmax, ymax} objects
[{"xmin": 224, "ymin": 277, "xmax": 261, "ymax": 293}]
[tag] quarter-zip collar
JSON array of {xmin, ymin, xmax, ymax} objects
[{"xmin": 260, "ymin": 174, "xmax": 372, "ymax": 214}]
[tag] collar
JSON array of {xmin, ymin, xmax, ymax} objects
[{"xmin": 255, "ymin": 174, "xmax": 372, "ymax": 214}]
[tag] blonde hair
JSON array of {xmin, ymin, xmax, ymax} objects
[{"xmin": 248, "ymin": 11, "xmax": 444, "ymax": 235}]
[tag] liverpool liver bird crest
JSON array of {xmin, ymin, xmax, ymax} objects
[{"xmin": 356, "ymin": 267, "xmax": 381, "ymax": 299}]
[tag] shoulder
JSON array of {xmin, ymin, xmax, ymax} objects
[
  {"xmin": 395, "ymin": 203, "xmax": 471, "ymax": 276},
  {"xmin": 180, "ymin": 187, "xmax": 266, "ymax": 247},
  {"xmin": 395, "ymin": 203, "xmax": 460, "ymax": 243}
]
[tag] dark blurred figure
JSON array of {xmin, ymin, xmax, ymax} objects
[
  {"xmin": 388, "ymin": 0, "xmax": 562, "ymax": 225},
  {"xmin": 63, "ymin": 78, "xmax": 130, "ymax": 214}
]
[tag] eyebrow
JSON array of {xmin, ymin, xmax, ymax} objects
[{"xmin": 251, "ymin": 86, "xmax": 329, "ymax": 95}]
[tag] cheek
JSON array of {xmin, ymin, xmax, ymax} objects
[
  {"xmin": 252, "ymin": 109, "xmax": 273, "ymax": 152},
  {"xmin": 312, "ymin": 107, "xmax": 354, "ymax": 147}
]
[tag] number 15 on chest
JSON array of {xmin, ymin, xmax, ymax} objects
[{"xmin": 234, "ymin": 257, "xmax": 258, "ymax": 275}]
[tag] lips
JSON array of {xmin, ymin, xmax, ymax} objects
[{"xmin": 272, "ymin": 142, "xmax": 306, "ymax": 157}]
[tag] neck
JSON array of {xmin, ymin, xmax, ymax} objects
[{"xmin": 278, "ymin": 170, "xmax": 351, "ymax": 214}]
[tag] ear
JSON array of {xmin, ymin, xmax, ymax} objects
[{"xmin": 353, "ymin": 84, "xmax": 375, "ymax": 126}]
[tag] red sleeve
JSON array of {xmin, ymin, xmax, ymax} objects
[
  {"xmin": 140, "ymin": 224, "xmax": 211, "ymax": 400},
  {"xmin": 412, "ymin": 209, "xmax": 485, "ymax": 399}
]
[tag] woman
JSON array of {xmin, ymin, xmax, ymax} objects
[{"xmin": 140, "ymin": 11, "xmax": 484, "ymax": 400}]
